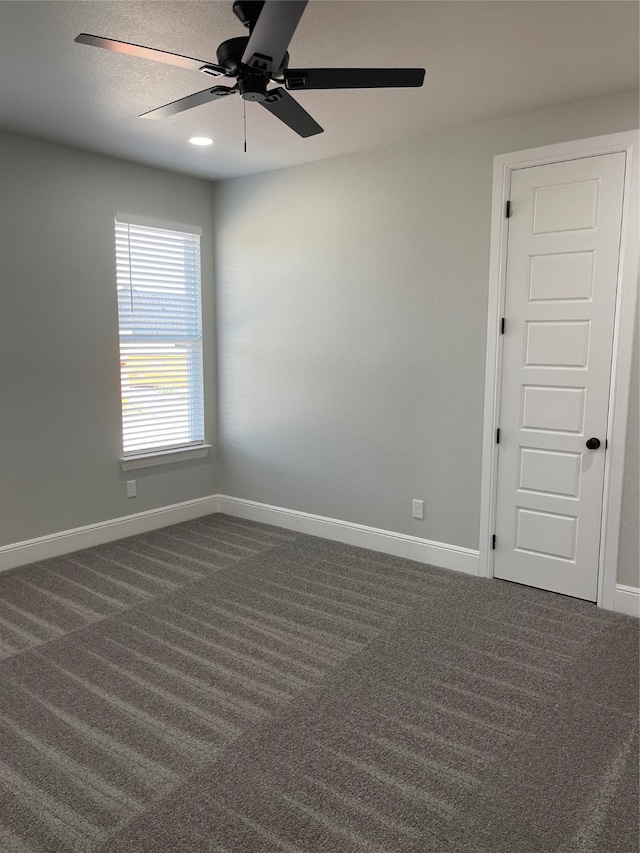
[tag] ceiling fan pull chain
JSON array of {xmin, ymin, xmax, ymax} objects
[{"xmin": 244, "ymin": 98, "xmax": 247, "ymax": 152}]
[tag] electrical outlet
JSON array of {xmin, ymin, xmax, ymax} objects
[
  {"xmin": 412, "ymin": 499, "xmax": 424, "ymax": 520},
  {"xmin": 126, "ymin": 480, "xmax": 137, "ymax": 498}
]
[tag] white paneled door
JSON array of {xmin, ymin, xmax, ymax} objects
[{"xmin": 494, "ymin": 152, "xmax": 627, "ymax": 601}]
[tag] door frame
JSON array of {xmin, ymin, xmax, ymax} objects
[{"xmin": 479, "ymin": 130, "xmax": 639, "ymax": 610}]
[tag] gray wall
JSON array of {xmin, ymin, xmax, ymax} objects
[
  {"xmin": 214, "ymin": 91, "xmax": 639, "ymax": 584},
  {"xmin": 0, "ymin": 131, "xmax": 217, "ymax": 546}
]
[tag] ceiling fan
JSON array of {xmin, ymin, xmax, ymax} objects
[{"xmin": 75, "ymin": 0, "xmax": 425, "ymax": 138}]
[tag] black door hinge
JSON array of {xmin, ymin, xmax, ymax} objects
[
  {"xmin": 496, "ymin": 428, "xmax": 501, "ymax": 444},
  {"xmin": 492, "ymin": 534, "xmax": 497, "ymax": 550},
  {"xmin": 505, "ymin": 200, "xmax": 512, "ymax": 218},
  {"xmin": 500, "ymin": 317, "xmax": 505, "ymax": 335}
]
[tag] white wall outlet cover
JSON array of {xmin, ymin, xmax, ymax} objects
[
  {"xmin": 126, "ymin": 480, "xmax": 137, "ymax": 498},
  {"xmin": 412, "ymin": 500, "xmax": 424, "ymax": 519}
]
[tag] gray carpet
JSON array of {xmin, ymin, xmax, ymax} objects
[{"xmin": 0, "ymin": 514, "xmax": 637, "ymax": 853}]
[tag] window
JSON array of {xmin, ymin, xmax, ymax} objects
[{"xmin": 115, "ymin": 216, "xmax": 205, "ymax": 460}]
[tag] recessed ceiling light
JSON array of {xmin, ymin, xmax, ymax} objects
[{"xmin": 189, "ymin": 136, "xmax": 214, "ymax": 146}]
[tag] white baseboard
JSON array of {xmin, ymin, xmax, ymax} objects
[
  {"xmin": 4, "ymin": 493, "xmax": 631, "ymax": 617},
  {"xmin": 0, "ymin": 493, "xmax": 478, "ymax": 576},
  {"xmin": 613, "ymin": 584, "xmax": 640, "ymax": 618},
  {"xmin": 217, "ymin": 495, "xmax": 480, "ymax": 575},
  {"xmin": 0, "ymin": 495, "xmax": 221, "ymax": 572}
]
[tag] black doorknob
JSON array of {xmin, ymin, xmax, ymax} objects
[{"xmin": 586, "ymin": 437, "xmax": 601, "ymax": 450}]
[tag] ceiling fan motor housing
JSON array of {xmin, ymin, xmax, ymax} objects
[
  {"xmin": 216, "ymin": 36, "xmax": 250, "ymax": 75},
  {"xmin": 216, "ymin": 36, "xmax": 289, "ymax": 81}
]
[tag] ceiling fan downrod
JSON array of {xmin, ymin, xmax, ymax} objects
[{"xmin": 232, "ymin": 1, "xmax": 266, "ymax": 30}]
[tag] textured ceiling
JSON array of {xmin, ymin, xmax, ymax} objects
[{"xmin": 0, "ymin": 1, "xmax": 638, "ymax": 180}]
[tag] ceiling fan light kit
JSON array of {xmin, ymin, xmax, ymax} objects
[{"xmin": 75, "ymin": 0, "xmax": 425, "ymax": 139}]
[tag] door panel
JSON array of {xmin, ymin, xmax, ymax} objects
[
  {"xmin": 532, "ymin": 179, "xmax": 600, "ymax": 233},
  {"xmin": 521, "ymin": 385, "xmax": 585, "ymax": 433},
  {"xmin": 494, "ymin": 153, "xmax": 626, "ymax": 601},
  {"xmin": 525, "ymin": 320, "xmax": 590, "ymax": 367},
  {"xmin": 528, "ymin": 251, "xmax": 595, "ymax": 301},
  {"xmin": 518, "ymin": 448, "xmax": 581, "ymax": 498}
]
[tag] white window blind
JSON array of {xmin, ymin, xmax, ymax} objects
[{"xmin": 115, "ymin": 218, "xmax": 204, "ymax": 456}]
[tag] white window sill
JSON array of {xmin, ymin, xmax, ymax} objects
[{"xmin": 120, "ymin": 445, "xmax": 212, "ymax": 471}]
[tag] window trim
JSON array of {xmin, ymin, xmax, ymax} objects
[
  {"xmin": 119, "ymin": 444, "xmax": 212, "ymax": 471},
  {"xmin": 115, "ymin": 212, "xmax": 203, "ymax": 236}
]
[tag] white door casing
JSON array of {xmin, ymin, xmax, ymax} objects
[
  {"xmin": 494, "ymin": 153, "xmax": 626, "ymax": 601},
  {"xmin": 479, "ymin": 131, "xmax": 639, "ymax": 612}
]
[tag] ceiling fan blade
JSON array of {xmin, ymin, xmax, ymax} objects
[
  {"xmin": 75, "ymin": 34, "xmax": 226, "ymax": 76},
  {"xmin": 260, "ymin": 87, "xmax": 323, "ymax": 137},
  {"xmin": 241, "ymin": 1, "xmax": 307, "ymax": 75},
  {"xmin": 284, "ymin": 68, "xmax": 426, "ymax": 90},
  {"xmin": 140, "ymin": 86, "xmax": 236, "ymax": 120}
]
